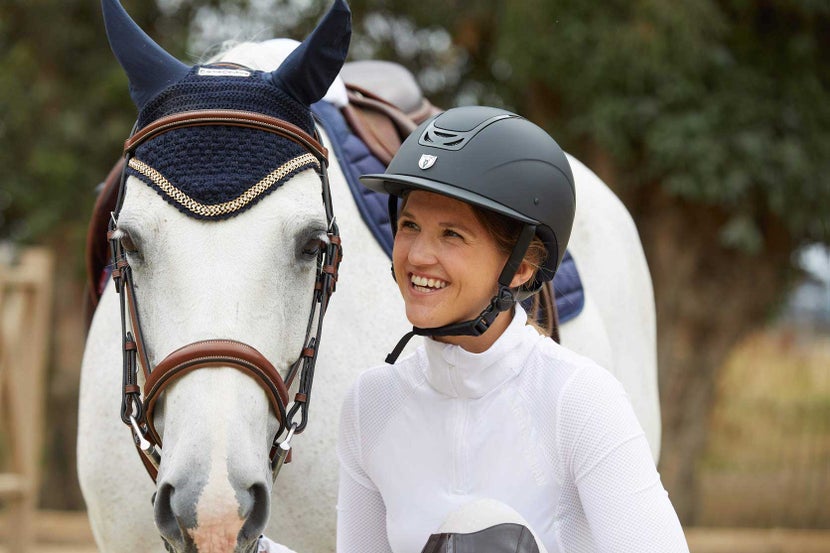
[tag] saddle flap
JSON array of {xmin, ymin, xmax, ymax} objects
[{"xmin": 85, "ymin": 158, "xmax": 123, "ymax": 325}]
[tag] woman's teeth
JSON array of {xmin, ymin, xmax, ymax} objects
[{"xmin": 411, "ymin": 274, "xmax": 447, "ymax": 290}]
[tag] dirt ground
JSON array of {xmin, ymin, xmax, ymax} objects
[
  {"xmin": 1, "ymin": 511, "xmax": 829, "ymax": 553},
  {"xmin": 0, "ymin": 511, "xmax": 96, "ymax": 553}
]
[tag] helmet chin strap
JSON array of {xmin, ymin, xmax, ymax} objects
[{"xmin": 385, "ymin": 224, "xmax": 536, "ymax": 364}]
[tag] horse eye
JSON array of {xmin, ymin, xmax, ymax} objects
[
  {"xmin": 114, "ymin": 229, "xmax": 143, "ymax": 263},
  {"xmin": 301, "ymin": 238, "xmax": 323, "ymax": 258},
  {"xmin": 120, "ymin": 234, "xmax": 138, "ymax": 253}
]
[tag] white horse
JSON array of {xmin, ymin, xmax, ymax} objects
[{"xmin": 77, "ymin": 2, "xmax": 659, "ymax": 552}]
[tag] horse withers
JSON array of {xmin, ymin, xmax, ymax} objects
[{"xmin": 78, "ymin": 1, "xmax": 660, "ymax": 552}]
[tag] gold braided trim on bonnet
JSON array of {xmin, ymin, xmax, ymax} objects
[{"xmin": 128, "ymin": 153, "xmax": 320, "ymax": 218}]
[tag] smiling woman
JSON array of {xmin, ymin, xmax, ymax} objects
[
  {"xmin": 393, "ymin": 191, "xmax": 536, "ymax": 352},
  {"xmin": 337, "ymin": 106, "xmax": 689, "ymax": 553}
]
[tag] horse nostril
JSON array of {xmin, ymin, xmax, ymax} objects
[
  {"xmin": 239, "ymin": 482, "xmax": 270, "ymax": 543},
  {"xmin": 154, "ymin": 482, "xmax": 186, "ymax": 549}
]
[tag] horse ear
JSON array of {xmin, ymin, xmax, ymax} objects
[
  {"xmin": 270, "ymin": 0, "xmax": 351, "ymax": 106},
  {"xmin": 101, "ymin": 0, "xmax": 190, "ymax": 109}
]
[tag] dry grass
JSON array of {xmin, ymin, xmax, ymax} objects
[{"xmin": 698, "ymin": 326, "xmax": 830, "ymax": 528}]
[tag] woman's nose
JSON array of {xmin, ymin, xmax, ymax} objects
[{"xmin": 407, "ymin": 234, "xmax": 438, "ymax": 265}]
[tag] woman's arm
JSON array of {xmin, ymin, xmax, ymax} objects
[
  {"xmin": 560, "ymin": 367, "xmax": 690, "ymax": 552},
  {"xmin": 336, "ymin": 382, "xmax": 394, "ymax": 553},
  {"xmin": 336, "ymin": 465, "xmax": 394, "ymax": 553}
]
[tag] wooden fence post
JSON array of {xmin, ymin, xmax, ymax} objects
[{"xmin": 0, "ymin": 246, "xmax": 54, "ymax": 553}]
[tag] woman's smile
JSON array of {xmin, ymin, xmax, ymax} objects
[{"xmin": 409, "ymin": 273, "xmax": 449, "ymax": 292}]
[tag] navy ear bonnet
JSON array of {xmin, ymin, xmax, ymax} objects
[
  {"xmin": 103, "ymin": 0, "xmax": 351, "ymax": 220},
  {"xmin": 128, "ymin": 66, "xmax": 318, "ymax": 220}
]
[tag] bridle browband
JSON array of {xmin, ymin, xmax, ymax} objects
[
  {"xmin": 124, "ymin": 109, "xmax": 329, "ymax": 160},
  {"xmin": 107, "ymin": 108, "xmax": 342, "ymax": 482}
]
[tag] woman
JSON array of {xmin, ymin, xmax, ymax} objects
[{"xmin": 336, "ymin": 106, "xmax": 689, "ymax": 553}]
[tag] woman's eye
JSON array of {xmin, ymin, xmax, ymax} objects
[
  {"xmin": 399, "ymin": 220, "xmax": 419, "ymax": 232},
  {"xmin": 443, "ymin": 229, "xmax": 463, "ymax": 239}
]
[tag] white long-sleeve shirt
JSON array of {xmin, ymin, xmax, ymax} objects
[{"xmin": 337, "ymin": 308, "xmax": 689, "ymax": 553}]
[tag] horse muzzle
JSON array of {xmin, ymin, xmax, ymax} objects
[{"xmin": 154, "ymin": 475, "xmax": 270, "ymax": 553}]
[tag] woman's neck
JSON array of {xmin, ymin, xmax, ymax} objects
[{"xmin": 433, "ymin": 308, "xmax": 515, "ymax": 353}]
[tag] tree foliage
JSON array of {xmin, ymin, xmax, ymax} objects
[
  {"xmin": 6, "ymin": 0, "xmax": 825, "ymax": 251},
  {"xmin": 348, "ymin": 0, "xmax": 830, "ymax": 252},
  {"xmin": 0, "ymin": 0, "xmax": 197, "ymax": 246},
  {"xmin": 505, "ymin": 0, "xmax": 829, "ymax": 251}
]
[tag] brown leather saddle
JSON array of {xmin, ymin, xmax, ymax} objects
[{"xmin": 84, "ymin": 59, "xmax": 440, "ymax": 325}]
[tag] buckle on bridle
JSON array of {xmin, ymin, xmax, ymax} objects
[
  {"xmin": 129, "ymin": 415, "xmax": 161, "ymax": 469},
  {"xmin": 271, "ymin": 423, "xmax": 298, "ymax": 481}
]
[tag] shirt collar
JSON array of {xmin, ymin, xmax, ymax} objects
[{"xmin": 423, "ymin": 308, "xmax": 537, "ymax": 399}]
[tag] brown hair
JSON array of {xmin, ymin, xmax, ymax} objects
[
  {"xmin": 471, "ymin": 207, "xmax": 546, "ymax": 284},
  {"xmin": 471, "ymin": 208, "xmax": 556, "ymax": 338}
]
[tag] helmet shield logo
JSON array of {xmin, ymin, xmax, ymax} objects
[{"xmin": 418, "ymin": 154, "xmax": 438, "ymax": 169}]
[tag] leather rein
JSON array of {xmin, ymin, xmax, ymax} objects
[{"xmin": 107, "ymin": 109, "xmax": 343, "ymax": 482}]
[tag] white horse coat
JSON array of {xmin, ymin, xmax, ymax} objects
[{"xmin": 78, "ymin": 35, "xmax": 658, "ymax": 553}]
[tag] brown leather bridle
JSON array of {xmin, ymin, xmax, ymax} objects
[{"xmin": 107, "ymin": 109, "xmax": 343, "ymax": 482}]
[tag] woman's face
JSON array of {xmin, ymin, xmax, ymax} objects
[{"xmin": 392, "ymin": 190, "xmax": 511, "ymax": 330}]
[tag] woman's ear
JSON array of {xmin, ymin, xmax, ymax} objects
[{"xmin": 509, "ymin": 260, "xmax": 535, "ymax": 289}]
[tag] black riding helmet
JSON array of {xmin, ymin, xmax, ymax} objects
[{"xmin": 360, "ymin": 106, "xmax": 576, "ymax": 362}]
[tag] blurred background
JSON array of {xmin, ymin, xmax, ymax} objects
[{"xmin": 1, "ymin": 0, "xmax": 828, "ymax": 550}]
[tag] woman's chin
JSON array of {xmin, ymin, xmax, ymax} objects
[{"xmin": 405, "ymin": 310, "xmax": 448, "ymax": 330}]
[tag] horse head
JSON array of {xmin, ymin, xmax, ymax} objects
[{"xmin": 101, "ymin": 1, "xmax": 350, "ymax": 551}]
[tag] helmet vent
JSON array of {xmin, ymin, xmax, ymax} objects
[
  {"xmin": 418, "ymin": 113, "xmax": 514, "ymax": 151},
  {"xmin": 420, "ymin": 128, "xmax": 469, "ymax": 150}
]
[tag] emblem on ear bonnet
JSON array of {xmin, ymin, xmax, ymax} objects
[{"xmin": 101, "ymin": 0, "xmax": 352, "ymax": 220}]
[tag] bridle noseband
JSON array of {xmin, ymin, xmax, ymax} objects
[{"xmin": 108, "ymin": 109, "xmax": 343, "ymax": 482}]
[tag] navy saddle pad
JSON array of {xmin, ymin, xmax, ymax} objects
[{"xmin": 311, "ymin": 101, "xmax": 585, "ymax": 324}]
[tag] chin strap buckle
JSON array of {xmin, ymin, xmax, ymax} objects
[{"xmin": 385, "ymin": 286, "xmax": 518, "ymax": 364}]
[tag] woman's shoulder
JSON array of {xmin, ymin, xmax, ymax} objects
[
  {"xmin": 536, "ymin": 344, "xmax": 640, "ymax": 439},
  {"xmin": 339, "ymin": 349, "xmax": 430, "ymax": 446},
  {"xmin": 345, "ymin": 348, "xmax": 429, "ymax": 406},
  {"xmin": 524, "ymin": 335, "xmax": 620, "ymax": 392}
]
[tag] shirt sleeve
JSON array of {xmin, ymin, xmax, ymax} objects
[
  {"xmin": 558, "ymin": 367, "xmax": 690, "ymax": 552},
  {"xmin": 257, "ymin": 536, "xmax": 298, "ymax": 553},
  {"xmin": 336, "ymin": 381, "xmax": 394, "ymax": 553}
]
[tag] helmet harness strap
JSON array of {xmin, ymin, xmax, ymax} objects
[{"xmin": 385, "ymin": 223, "xmax": 537, "ymax": 364}]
